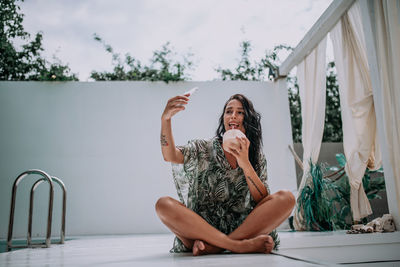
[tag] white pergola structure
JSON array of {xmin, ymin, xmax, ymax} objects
[{"xmin": 276, "ymin": 0, "xmax": 400, "ymax": 229}]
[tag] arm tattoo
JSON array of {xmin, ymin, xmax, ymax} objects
[
  {"xmin": 246, "ymin": 176, "xmax": 265, "ymax": 198},
  {"xmin": 160, "ymin": 134, "xmax": 169, "ymax": 146}
]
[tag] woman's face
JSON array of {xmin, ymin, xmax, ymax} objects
[{"xmin": 223, "ymin": 99, "xmax": 246, "ymax": 134}]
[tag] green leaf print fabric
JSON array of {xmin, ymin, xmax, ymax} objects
[{"xmin": 170, "ymin": 137, "xmax": 279, "ymax": 252}]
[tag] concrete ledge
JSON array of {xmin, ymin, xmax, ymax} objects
[
  {"xmin": 278, "ymin": 231, "xmax": 400, "ymax": 264},
  {"xmin": 279, "ymin": 230, "xmax": 400, "ymax": 249}
]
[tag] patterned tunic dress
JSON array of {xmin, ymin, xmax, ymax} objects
[{"xmin": 170, "ymin": 137, "xmax": 279, "ymax": 252}]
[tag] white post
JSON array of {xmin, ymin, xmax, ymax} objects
[{"xmin": 359, "ymin": 0, "xmax": 400, "ymax": 229}]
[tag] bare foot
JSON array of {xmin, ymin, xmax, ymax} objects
[
  {"xmin": 192, "ymin": 240, "xmax": 223, "ymax": 256},
  {"xmin": 192, "ymin": 240, "xmax": 205, "ymax": 256},
  {"xmin": 265, "ymin": 236, "xmax": 274, "ymax": 253},
  {"xmin": 240, "ymin": 235, "xmax": 274, "ymax": 254}
]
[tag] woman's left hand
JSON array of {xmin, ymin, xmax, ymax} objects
[{"xmin": 229, "ymin": 136, "xmax": 251, "ymax": 169}]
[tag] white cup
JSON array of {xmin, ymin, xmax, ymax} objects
[{"xmin": 223, "ymin": 129, "xmax": 246, "ymax": 151}]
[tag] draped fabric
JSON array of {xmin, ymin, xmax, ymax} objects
[
  {"xmin": 330, "ymin": 2, "xmax": 382, "ymax": 221},
  {"xmin": 368, "ymin": 0, "xmax": 400, "ymax": 222},
  {"xmin": 291, "ymin": 0, "xmax": 399, "ymax": 227},
  {"xmin": 297, "ymin": 37, "xmax": 327, "ymax": 192},
  {"xmin": 294, "ymin": 37, "xmax": 327, "ymax": 230}
]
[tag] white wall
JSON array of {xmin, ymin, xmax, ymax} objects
[{"xmin": 0, "ymin": 81, "xmax": 296, "ymax": 239}]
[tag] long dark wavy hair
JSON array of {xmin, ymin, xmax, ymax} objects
[{"xmin": 216, "ymin": 94, "xmax": 263, "ymax": 173}]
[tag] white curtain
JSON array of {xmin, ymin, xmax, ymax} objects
[
  {"xmin": 330, "ymin": 2, "xmax": 382, "ymax": 221},
  {"xmin": 293, "ymin": 38, "xmax": 327, "ymax": 230},
  {"xmin": 296, "ymin": 37, "xmax": 327, "ymax": 192},
  {"xmin": 371, "ymin": 0, "xmax": 400, "ymax": 221}
]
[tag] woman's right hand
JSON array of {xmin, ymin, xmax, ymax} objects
[
  {"xmin": 222, "ymin": 138, "xmax": 241, "ymax": 154},
  {"xmin": 161, "ymin": 95, "xmax": 189, "ymax": 121}
]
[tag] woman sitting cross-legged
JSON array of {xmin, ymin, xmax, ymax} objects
[{"xmin": 156, "ymin": 93, "xmax": 295, "ymax": 256}]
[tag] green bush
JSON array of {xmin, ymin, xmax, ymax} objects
[
  {"xmin": 296, "ymin": 154, "xmax": 385, "ymax": 231},
  {"xmin": 90, "ymin": 35, "xmax": 193, "ymax": 83}
]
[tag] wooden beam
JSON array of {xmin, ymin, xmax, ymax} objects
[{"xmin": 278, "ymin": 0, "xmax": 355, "ymax": 77}]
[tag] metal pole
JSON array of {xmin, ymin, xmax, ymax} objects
[
  {"xmin": 27, "ymin": 176, "xmax": 67, "ymax": 246},
  {"xmin": 28, "ymin": 179, "xmax": 46, "ymax": 246},
  {"xmin": 7, "ymin": 170, "xmax": 54, "ymax": 251},
  {"xmin": 7, "ymin": 173, "xmax": 28, "ymax": 251},
  {"xmin": 50, "ymin": 177, "xmax": 67, "ymax": 244}
]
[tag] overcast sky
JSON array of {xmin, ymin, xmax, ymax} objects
[{"xmin": 20, "ymin": 0, "xmax": 333, "ymax": 81}]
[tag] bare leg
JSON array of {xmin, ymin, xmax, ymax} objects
[
  {"xmin": 192, "ymin": 190, "xmax": 295, "ymax": 255},
  {"xmin": 230, "ymin": 190, "xmax": 295, "ymax": 239},
  {"xmin": 155, "ymin": 197, "xmax": 272, "ymax": 254}
]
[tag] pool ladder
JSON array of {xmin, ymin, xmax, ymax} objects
[{"xmin": 7, "ymin": 169, "xmax": 66, "ymax": 252}]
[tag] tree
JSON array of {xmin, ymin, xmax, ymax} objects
[
  {"xmin": 0, "ymin": 0, "xmax": 77, "ymax": 81},
  {"xmin": 216, "ymin": 41, "xmax": 343, "ymax": 143},
  {"xmin": 216, "ymin": 41, "xmax": 292, "ymax": 81},
  {"xmin": 323, "ymin": 61, "xmax": 342, "ymax": 142},
  {"xmin": 288, "ymin": 76, "xmax": 302, "ymax": 142},
  {"xmin": 90, "ymin": 34, "xmax": 194, "ymax": 82}
]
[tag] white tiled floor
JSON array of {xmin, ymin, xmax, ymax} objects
[{"xmin": 1, "ymin": 231, "xmax": 400, "ymax": 267}]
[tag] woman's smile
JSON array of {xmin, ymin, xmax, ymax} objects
[
  {"xmin": 224, "ymin": 99, "xmax": 245, "ymax": 133},
  {"xmin": 228, "ymin": 122, "xmax": 240, "ymax": 129}
]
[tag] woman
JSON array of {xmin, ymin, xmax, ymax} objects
[{"xmin": 156, "ymin": 93, "xmax": 295, "ymax": 256}]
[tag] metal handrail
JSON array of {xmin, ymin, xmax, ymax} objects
[
  {"xmin": 28, "ymin": 176, "xmax": 67, "ymax": 247},
  {"xmin": 7, "ymin": 170, "xmax": 55, "ymax": 251}
]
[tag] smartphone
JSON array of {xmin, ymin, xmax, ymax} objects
[{"xmin": 183, "ymin": 87, "xmax": 198, "ymax": 97}]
